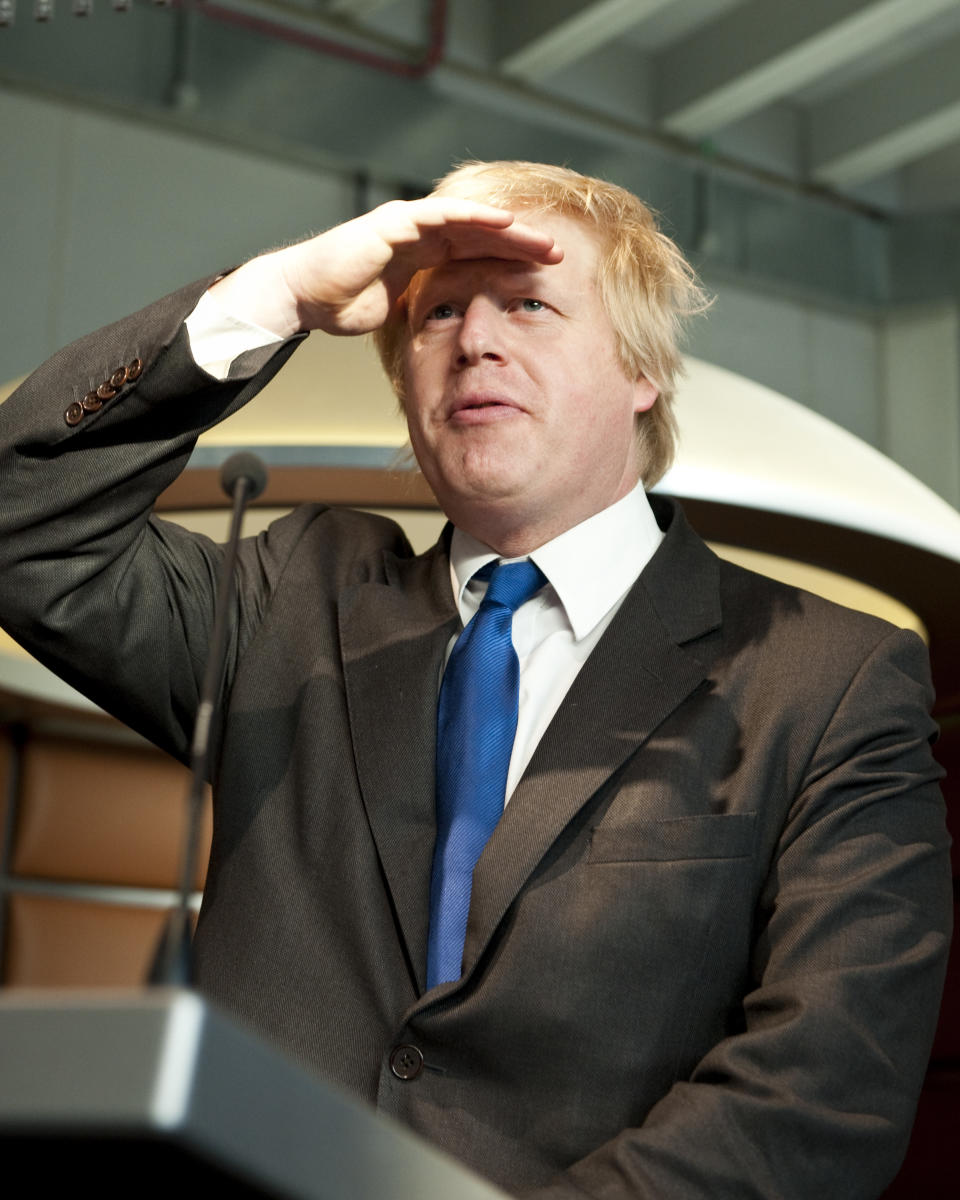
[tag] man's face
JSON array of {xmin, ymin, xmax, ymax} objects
[{"xmin": 401, "ymin": 212, "xmax": 657, "ymax": 552}]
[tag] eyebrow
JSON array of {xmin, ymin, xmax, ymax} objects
[{"xmin": 415, "ymin": 260, "xmax": 549, "ymax": 301}]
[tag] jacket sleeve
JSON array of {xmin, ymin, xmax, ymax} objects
[
  {"xmin": 525, "ymin": 625, "xmax": 952, "ymax": 1200},
  {"xmin": 0, "ymin": 277, "xmax": 304, "ymax": 760}
]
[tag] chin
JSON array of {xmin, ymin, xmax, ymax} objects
[{"xmin": 432, "ymin": 444, "xmax": 529, "ymax": 497}]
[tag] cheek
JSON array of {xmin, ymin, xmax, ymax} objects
[
  {"xmin": 402, "ymin": 341, "xmax": 446, "ymax": 408},
  {"xmin": 398, "ymin": 386, "xmax": 440, "ymax": 460},
  {"xmin": 400, "ymin": 359, "xmax": 428, "ymax": 426},
  {"xmin": 401, "ymin": 396, "xmax": 429, "ymax": 445}
]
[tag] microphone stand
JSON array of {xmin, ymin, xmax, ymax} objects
[{"xmin": 148, "ymin": 452, "xmax": 267, "ymax": 986}]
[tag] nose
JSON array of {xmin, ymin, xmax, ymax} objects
[{"xmin": 456, "ymin": 297, "xmax": 504, "ymax": 367}]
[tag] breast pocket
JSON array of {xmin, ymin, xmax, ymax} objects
[{"xmin": 588, "ymin": 812, "xmax": 756, "ymax": 863}]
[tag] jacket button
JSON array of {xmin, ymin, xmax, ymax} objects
[
  {"xmin": 389, "ymin": 1044, "xmax": 424, "ymax": 1081},
  {"xmin": 65, "ymin": 402, "xmax": 84, "ymax": 426},
  {"xmin": 81, "ymin": 391, "xmax": 103, "ymax": 412},
  {"xmin": 96, "ymin": 381, "xmax": 117, "ymax": 400},
  {"xmin": 110, "ymin": 367, "xmax": 128, "ymax": 388},
  {"xmin": 126, "ymin": 357, "xmax": 143, "ymax": 380}
]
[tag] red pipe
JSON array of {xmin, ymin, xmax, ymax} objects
[{"xmin": 194, "ymin": 0, "xmax": 447, "ymax": 79}]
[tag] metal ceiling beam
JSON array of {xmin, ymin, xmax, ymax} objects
[
  {"xmin": 656, "ymin": 0, "xmax": 960, "ymax": 139},
  {"xmin": 325, "ymin": 0, "xmax": 398, "ymax": 15},
  {"xmin": 810, "ymin": 32, "xmax": 960, "ymax": 187},
  {"xmin": 901, "ymin": 143, "xmax": 960, "ymax": 213},
  {"xmin": 496, "ymin": 0, "xmax": 677, "ymax": 82}
]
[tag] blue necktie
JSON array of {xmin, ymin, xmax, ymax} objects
[{"xmin": 427, "ymin": 559, "xmax": 547, "ymax": 988}]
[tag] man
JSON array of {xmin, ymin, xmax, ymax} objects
[{"xmin": 0, "ymin": 161, "xmax": 951, "ymax": 1199}]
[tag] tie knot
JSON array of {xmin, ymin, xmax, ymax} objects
[{"xmin": 478, "ymin": 559, "xmax": 547, "ymax": 614}]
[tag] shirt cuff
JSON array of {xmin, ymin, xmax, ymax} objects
[{"xmin": 184, "ymin": 288, "xmax": 286, "ymax": 381}]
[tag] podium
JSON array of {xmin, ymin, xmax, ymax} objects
[{"xmin": 0, "ymin": 988, "xmax": 509, "ymax": 1198}]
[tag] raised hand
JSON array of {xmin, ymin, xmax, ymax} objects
[{"xmin": 209, "ymin": 197, "xmax": 563, "ymax": 340}]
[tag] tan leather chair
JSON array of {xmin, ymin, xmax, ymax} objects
[{"xmin": 1, "ymin": 728, "xmax": 209, "ymax": 986}]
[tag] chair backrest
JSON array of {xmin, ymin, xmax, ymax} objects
[{"xmin": 0, "ymin": 722, "xmax": 210, "ymax": 987}]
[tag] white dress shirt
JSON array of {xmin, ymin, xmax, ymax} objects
[
  {"xmin": 185, "ymin": 288, "xmax": 285, "ymax": 379},
  {"xmin": 449, "ymin": 485, "xmax": 663, "ymax": 802}
]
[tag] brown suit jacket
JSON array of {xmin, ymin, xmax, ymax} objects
[{"xmin": 0, "ymin": 279, "xmax": 952, "ymax": 1199}]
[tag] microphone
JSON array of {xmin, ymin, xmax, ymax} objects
[
  {"xmin": 220, "ymin": 450, "xmax": 267, "ymax": 502},
  {"xmin": 148, "ymin": 452, "xmax": 269, "ymax": 986}
]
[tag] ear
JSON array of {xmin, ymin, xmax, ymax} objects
[{"xmin": 632, "ymin": 376, "xmax": 659, "ymax": 414}]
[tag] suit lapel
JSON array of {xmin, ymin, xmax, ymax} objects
[
  {"xmin": 461, "ymin": 499, "xmax": 723, "ymax": 980},
  {"xmin": 339, "ymin": 532, "xmax": 460, "ymax": 993}
]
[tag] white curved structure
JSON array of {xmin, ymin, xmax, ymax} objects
[{"xmin": 660, "ymin": 358, "xmax": 960, "ymax": 565}]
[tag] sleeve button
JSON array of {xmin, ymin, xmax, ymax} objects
[
  {"xmin": 81, "ymin": 391, "xmax": 103, "ymax": 412},
  {"xmin": 110, "ymin": 367, "xmax": 128, "ymax": 388},
  {"xmin": 126, "ymin": 358, "xmax": 143, "ymax": 380},
  {"xmin": 96, "ymin": 381, "xmax": 117, "ymax": 400},
  {"xmin": 65, "ymin": 402, "xmax": 85, "ymax": 426}
]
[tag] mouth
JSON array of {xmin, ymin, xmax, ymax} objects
[{"xmin": 448, "ymin": 394, "xmax": 524, "ymax": 423}]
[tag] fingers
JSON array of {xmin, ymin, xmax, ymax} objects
[
  {"xmin": 372, "ymin": 197, "xmax": 564, "ymax": 267},
  {"xmin": 230, "ymin": 197, "xmax": 567, "ymax": 338}
]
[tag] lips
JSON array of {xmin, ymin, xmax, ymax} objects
[{"xmin": 448, "ymin": 393, "xmax": 523, "ymax": 420}]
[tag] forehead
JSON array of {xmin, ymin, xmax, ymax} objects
[{"xmin": 410, "ymin": 211, "xmax": 602, "ymax": 305}]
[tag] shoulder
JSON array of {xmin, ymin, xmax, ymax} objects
[
  {"xmin": 715, "ymin": 550, "xmax": 895, "ymax": 642},
  {"xmin": 242, "ymin": 502, "xmax": 439, "ymax": 588},
  {"xmin": 653, "ymin": 493, "xmax": 910, "ymax": 634},
  {"xmin": 717, "ymin": 561, "xmax": 938, "ymax": 788},
  {"xmin": 650, "ymin": 494, "xmax": 932, "ymax": 694}
]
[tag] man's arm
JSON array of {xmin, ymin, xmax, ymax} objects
[
  {"xmin": 0, "ymin": 275, "xmax": 301, "ymax": 756},
  {"xmin": 524, "ymin": 623, "xmax": 951, "ymax": 1200},
  {"xmin": 0, "ymin": 198, "xmax": 559, "ymax": 753}
]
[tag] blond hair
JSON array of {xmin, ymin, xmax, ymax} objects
[{"xmin": 374, "ymin": 160, "xmax": 710, "ymax": 487}]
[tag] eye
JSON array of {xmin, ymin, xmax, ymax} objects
[
  {"xmin": 519, "ymin": 298, "xmax": 546, "ymax": 312},
  {"xmin": 425, "ymin": 302, "xmax": 458, "ymax": 321}
]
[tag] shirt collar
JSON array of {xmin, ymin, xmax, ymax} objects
[{"xmin": 449, "ymin": 481, "xmax": 664, "ymax": 641}]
